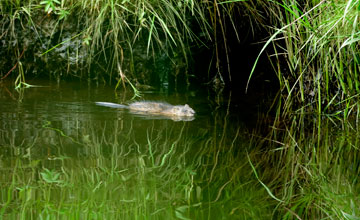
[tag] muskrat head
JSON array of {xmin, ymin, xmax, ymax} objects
[{"xmin": 173, "ymin": 104, "xmax": 195, "ymax": 117}]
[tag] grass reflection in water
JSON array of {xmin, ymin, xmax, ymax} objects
[
  {"xmin": 1, "ymin": 85, "xmax": 358, "ymax": 219},
  {"xmin": 0, "ymin": 106, "xmax": 271, "ymax": 219}
]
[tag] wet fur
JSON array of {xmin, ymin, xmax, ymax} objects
[{"xmin": 96, "ymin": 101, "xmax": 195, "ymax": 117}]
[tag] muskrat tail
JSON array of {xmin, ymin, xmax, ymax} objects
[{"xmin": 95, "ymin": 102, "xmax": 128, "ymax": 109}]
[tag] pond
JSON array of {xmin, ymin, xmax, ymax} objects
[{"xmin": 0, "ymin": 79, "xmax": 274, "ymax": 219}]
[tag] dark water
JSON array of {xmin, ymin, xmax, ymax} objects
[
  {"xmin": 0, "ymin": 79, "xmax": 272, "ymax": 218},
  {"xmin": 0, "ymin": 79, "xmax": 260, "ymax": 154}
]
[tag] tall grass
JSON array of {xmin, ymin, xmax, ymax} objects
[
  {"xmin": 243, "ymin": 2, "xmax": 360, "ymax": 216},
  {"xmin": 0, "ymin": 0, "xmax": 209, "ymax": 88},
  {"xmin": 249, "ymin": 0, "xmax": 360, "ymax": 116},
  {"xmin": 0, "ymin": 0, "xmax": 269, "ymax": 91}
]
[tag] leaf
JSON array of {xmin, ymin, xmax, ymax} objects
[
  {"xmin": 44, "ymin": 4, "xmax": 50, "ymax": 12},
  {"xmin": 40, "ymin": 168, "xmax": 62, "ymax": 183},
  {"xmin": 341, "ymin": 210, "xmax": 360, "ymax": 220},
  {"xmin": 175, "ymin": 206, "xmax": 191, "ymax": 220}
]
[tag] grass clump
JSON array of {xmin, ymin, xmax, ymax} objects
[
  {"xmin": 0, "ymin": 0, "xmax": 211, "ymax": 88},
  {"xmin": 249, "ymin": 0, "xmax": 360, "ymax": 115},
  {"xmin": 0, "ymin": 0, "xmax": 268, "ymax": 91}
]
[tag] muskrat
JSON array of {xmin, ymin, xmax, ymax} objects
[{"xmin": 95, "ymin": 101, "xmax": 195, "ymax": 117}]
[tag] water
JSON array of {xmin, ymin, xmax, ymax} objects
[{"xmin": 0, "ymin": 79, "xmax": 272, "ymax": 219}]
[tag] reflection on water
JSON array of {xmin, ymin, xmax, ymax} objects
[{"xmin": 0, "ymin": 80, "xmax": 271, "ymax": 219}]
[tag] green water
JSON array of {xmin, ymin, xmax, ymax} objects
[{"xmin": 0, "ymin": 80, "xmax": 272, "ymax": 219}]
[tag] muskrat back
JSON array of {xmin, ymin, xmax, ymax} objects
[
  {"xmin": 96, "ymin": 101, "xmax": 195, "ymax": 117},
  {"xmin": 129, "ymin": 101, "xmax": 195, "ymax": 117}
]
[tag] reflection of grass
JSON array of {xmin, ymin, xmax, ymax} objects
[
  {"xmin": 2, "ymin": 94, "xmax": 358, "ymax": 218},
  {"xmin": 0, "ymin": 117, "xmax": 271, "ymax": 219},
  {"xmin": 250, "ymin": 113, "xmax": 360, "ymax": 219}
]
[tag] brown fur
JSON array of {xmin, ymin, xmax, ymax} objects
[{"xmin": 128, "ymin": 101, "xmax": 195, "ymax": 117}]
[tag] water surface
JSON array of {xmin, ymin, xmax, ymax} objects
[{"xmin": 0, "ymin": 80, "xmax": 272, "ymax": 219}]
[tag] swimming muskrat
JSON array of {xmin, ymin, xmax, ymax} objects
[{"xmin": 95, "ymin": 101, "xmax": 195, "ymax": 117}]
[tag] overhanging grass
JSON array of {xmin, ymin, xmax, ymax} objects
[
  {"xmin": 1, "ymin": 0, "xmax": 262, "ymax": 90},
  {"xmin": 249, "ymin": 0, "xmax": 360, "ymax": 116},
  {"xmin": 1, "ymin": 0, "xmax": 211, "ymax": 89}
]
